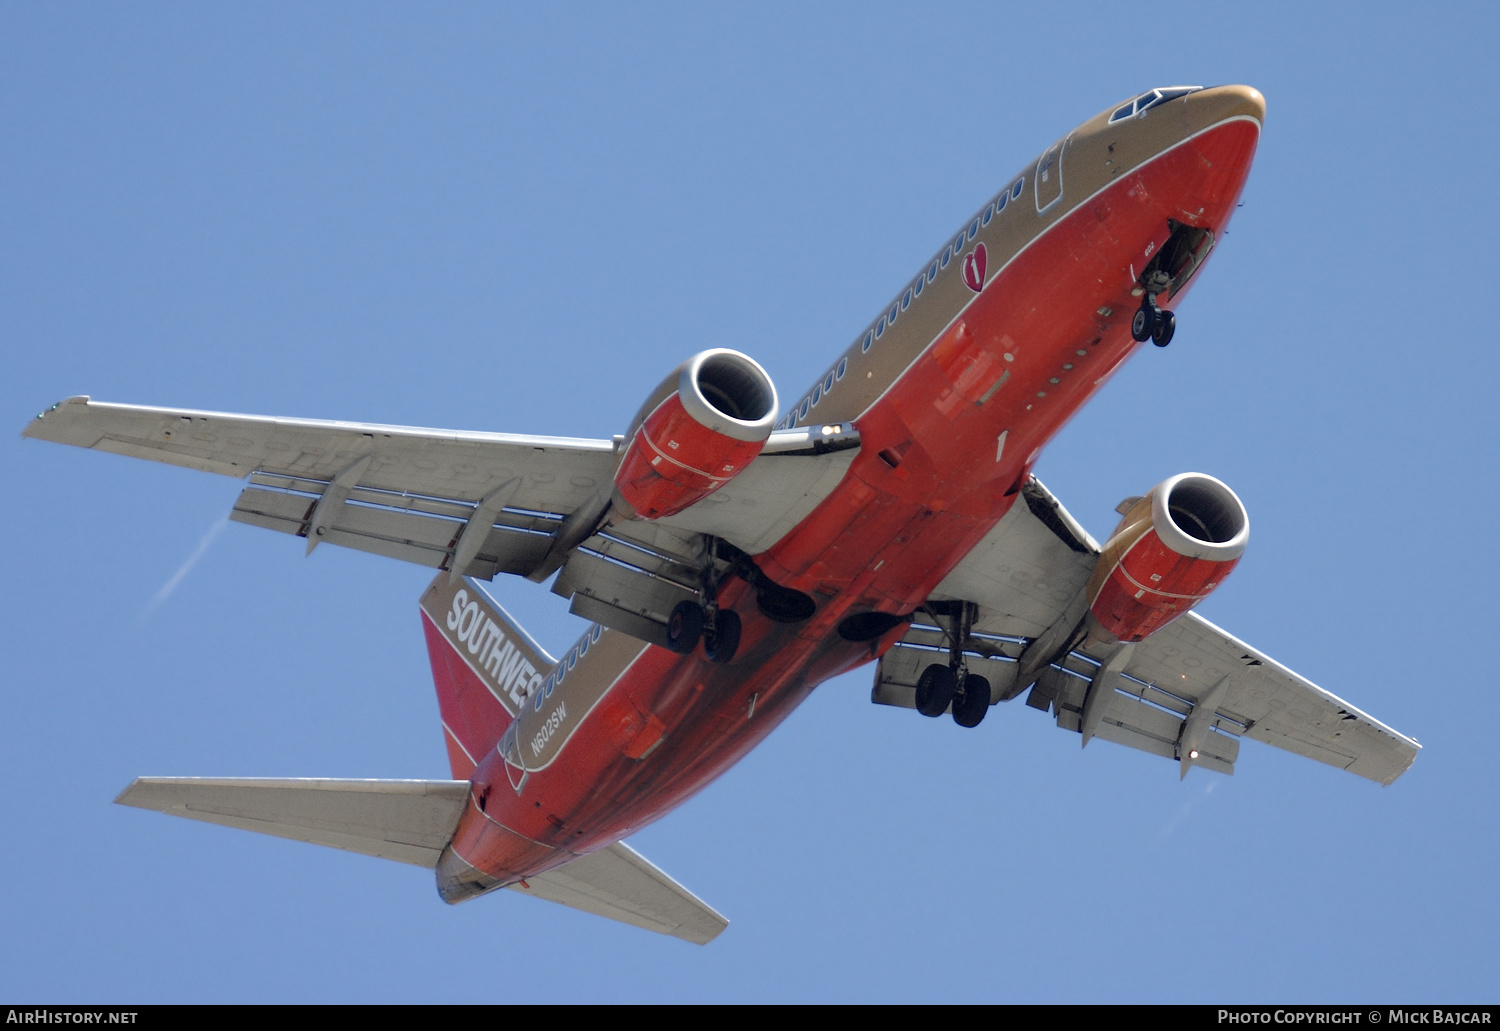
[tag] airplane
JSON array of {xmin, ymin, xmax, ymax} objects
[{"xmin": 23, "ymin": 84, "xmax": 1418, "ymax": 945}]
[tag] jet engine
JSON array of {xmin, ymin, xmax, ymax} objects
[
  {"xmin": 1087, "ymin": 472, "xmax": 1248, "ymax": 643},
  {"xmin": 613, "ymin": 349, "xmax": 779, "ymax": 520}
]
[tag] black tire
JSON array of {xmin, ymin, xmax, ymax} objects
[
  {"xmin": 704, "ymin": 609, "xmax": 741, "ymax": 664},
  {"xmin": 952, "ymin": 674, "xmax": 991, "ymax": 728},
  {"xmin": 915, "ymin": 664, "xmax": 957, "ymax": 717},
  {"xmin": 756, "ymin": 585, "xmax": 816, "ymax": 624},
  {"xmin": 666, "ymin": 600, "xmax": 704, "ymax": 654},
  {"xmin": 1152, "ymin": 309, "xmax": 1176, "ymax": 347},
  {"xmin": 1131, "ymin": 306, "xmax": 1157, "ymax": 342},
  {"xmin": 836, "ymin": 610, "xmax": 908, "ymax": 642}
]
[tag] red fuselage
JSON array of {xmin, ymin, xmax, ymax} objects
[{"xmin": 444, "ymin": 87, "xmax": 1264, "ymax": 886}]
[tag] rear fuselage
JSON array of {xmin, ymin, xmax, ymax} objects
[{"xmin": 438, "ymin": 85, "xmax": 1265, "ymax": 897}]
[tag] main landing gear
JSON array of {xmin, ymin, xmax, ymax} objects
[
  {"xmin": 914, "ymin": 602, "xmax": 992, "ymax": 728},
  {"xmin": 915, "ymin": 664, "xmax": 991, "ymax": 728},
  {"xmin": 666, "ymin": 599, "xmax": 742, "ymax": 664},
  {"xmin": 665, "ymin": 537, "xmax": 789, "ymax": 665}
]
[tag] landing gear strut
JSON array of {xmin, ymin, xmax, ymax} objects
[
  {"xmin": 681, "ymin": 537, "xmax": 753, "ymax": 664},
  {"xmin": 915, "ymin": 602, "xmax": 992, "ymax": 728}
]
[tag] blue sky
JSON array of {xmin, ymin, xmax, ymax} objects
[{"xmin": 4, "ymin": 2, "xmax": 1498, "ymax": 1003}]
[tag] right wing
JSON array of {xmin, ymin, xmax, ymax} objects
[
  {"xmin": 24, "ymin": 396, "xmax": 857, "ymax": 644},
  {"xmin": 23, "ymin": 395, "xmax": 617, "ymax": 579},
  {"xmin": 116, "ymin": 776, "xmax": 727, "ymax": 943}
]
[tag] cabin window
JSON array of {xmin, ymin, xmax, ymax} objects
[
  {"xmin": 862, "ymin": 330, "xmax": 874, "ymax": 353},
  {"xmin": 982, "ymin": 203, "xmax": 994, "ymax": 226},
  {"xmin": 836, "ymin": 357, "xmax": 848, "ymax": 381}
]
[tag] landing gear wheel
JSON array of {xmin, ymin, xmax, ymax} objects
[
  {"xmin": 756, "ymin": 584, "xmax": 816, "ymax": 624},
  {"xmin": 952, "ymin": 674, "xmax": 991, "ymax": 728},
  {"xmin": 1152, "ymin": 309, "xmax": 1176, "ymax": 347},
  {"xmin": 666, "ymin": 600, "xmax": 705, "ymax": 654},
  {"xmin": 1131, "ymin": 306, "xmax": 1158, "ymax": 342},
  {"xmin": 915, "ymin": 664, "xmax": 957, "ymax": 718},
  {"xmin": 704, "ymin": 609, "xmax": 741, "ymax": 664}
]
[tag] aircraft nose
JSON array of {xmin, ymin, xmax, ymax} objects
[{"xmin": 1189, "ymin": 84, "xmax": 1266, "ymax": 126}]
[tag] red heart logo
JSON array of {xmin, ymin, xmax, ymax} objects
[{"xmin": 962, "ymin": 243, "xmax": 987, "ymax": 292}]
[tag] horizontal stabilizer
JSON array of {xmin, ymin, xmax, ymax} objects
[
  {"xmin": 116, "ymin": 777, "xmax": 470, "ymax": 867},
  {"xmin": 512, "ymin": 842, "xmax": 729, "ymax": 945},
  {"xmin": 118, "ymin": 776, "xmax": 728, "ymax": 943}
]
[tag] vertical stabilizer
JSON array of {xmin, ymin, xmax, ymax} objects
[{"xmin": 419, "ymin": 574, "xmax": 556, "ymax": 779}]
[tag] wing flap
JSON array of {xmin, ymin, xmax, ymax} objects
[
  {"xmin": 513, "ymin": 842, "xmax": 728, "ymax": 945},
  {"xmin": 115, "ymin": 777, "xmax": 471, "ymax": 867},
  {"xmin": 1054, "ymin": 684, "xmax": 1239, "ymax": 774},
  {"xmin": 232, "ymin": 473, "xmax": 559, "ymax": 578}
]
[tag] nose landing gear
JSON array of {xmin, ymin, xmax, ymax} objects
[
  {"xmin": 1129, "ymin": 218, "xmax": 1215, "ymax": 348},
  {"xmin": 1131, "ymin": 287, "xmax": 1176, "ymax": 348}
]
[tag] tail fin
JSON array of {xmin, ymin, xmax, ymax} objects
[{"xmin": 419, "ymin": 574, "xmax": 555, "ymax": 779}]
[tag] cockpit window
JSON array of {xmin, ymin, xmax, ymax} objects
[{"xmin": 1108, "ymin": 86, "xmax": 1204, "ymax": 123}]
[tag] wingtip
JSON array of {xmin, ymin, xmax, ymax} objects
[
  {"xmin": 113, "ymin": 777, "xmax": 147, "ymax": 807},
  {"xmin": 691, "ymin": 917, "xmax": 730, "ymax": 946},
  {"xmin": 22, "ymin": 395, "xmax": 91, "ymax": 439}
]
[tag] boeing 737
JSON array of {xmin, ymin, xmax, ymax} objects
[{"xmin": 24, "ymin": 85, "xmax": 1418, "ymax": 944}]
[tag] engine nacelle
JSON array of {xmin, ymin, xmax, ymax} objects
[
  {"xmin": 614, "ymin": 349, "xmax": 779, "ymax": 520},
  {"xmin": 1087, "ymin": 472, "xmax": 1248, "ymax": 643}
]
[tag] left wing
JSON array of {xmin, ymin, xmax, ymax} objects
[
  {"xmin": 876, "ymin": 478, "xmax": 1419, "ymax": 784},
  {"xmin": 1093, "ymin": 611, "xmax": 1418, "ymax": 784}
]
